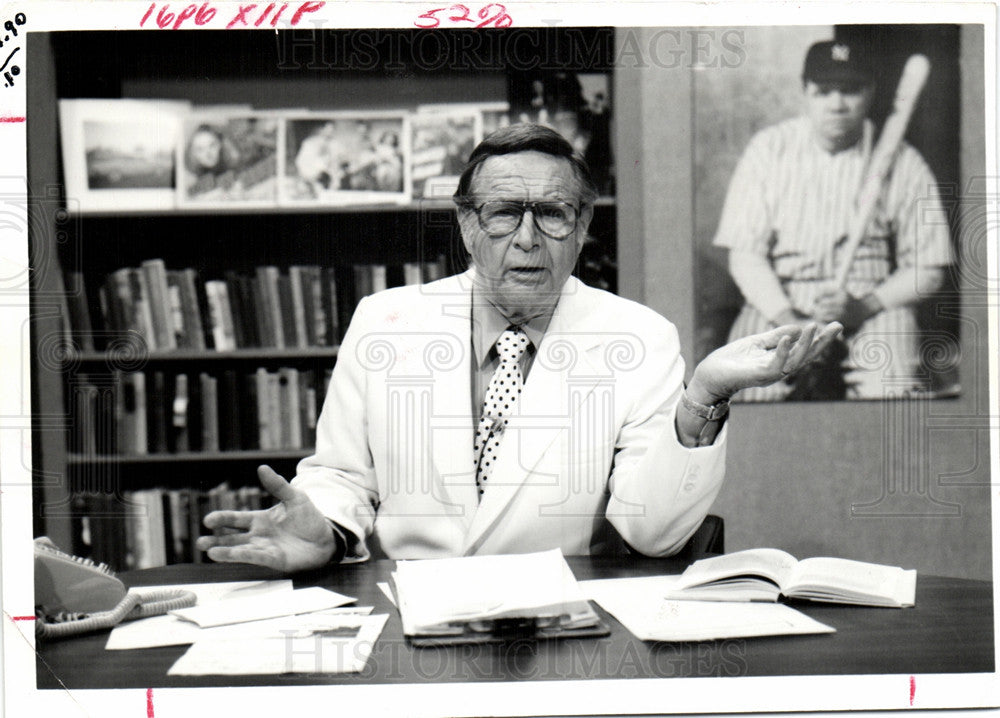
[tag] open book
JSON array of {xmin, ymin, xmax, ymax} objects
[
  {"xmin": 391, "ymin": 549, "xmax": 606, "ymax": 644},
  {"xmin": 672, "ymin": 549, "xmax": 916, "ymax": 607}
]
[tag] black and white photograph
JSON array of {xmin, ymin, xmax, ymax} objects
[
  {"xmin": 57, "ymin": 98, "xmax": 189, "ymax": 212},
  {"xmin": 280, "ymin": 114, "xmax": 410, "ymax": 205},
  {"xmin": 409, "ymin": 108, "xmax": 481, "ymax": 199},
  {"xmin": 509, "ymin": 69, "xmax": 615, "ymax": 195},
  {"xmin": 693, "ymin": 26, "xmax": 963, "ymax": 402},
  {"xmin": 177, "ymin": 112, "xmax": 279, "ymax": 207},
  {"xmin": 7, "ymin": 9, "xmax": 998, "ymax": 718}
]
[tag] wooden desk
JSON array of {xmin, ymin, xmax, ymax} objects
[{"xmin": 36, "ymin": 557, "xmax": 994, "ymax": 688}]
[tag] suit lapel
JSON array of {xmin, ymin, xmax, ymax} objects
[
  {"xmin": 424, "ymin": 271, "xmax": 479, "ymax": 521},
  {"xmin": 462, "ymin": 278, "xmax": 605, "ymax": 554}
]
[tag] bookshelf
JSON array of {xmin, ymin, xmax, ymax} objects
[{"xmin": 29, "ymin": 28, "xmax": 618, "ymax": 569}]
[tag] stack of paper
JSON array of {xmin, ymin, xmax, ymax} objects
[
  {"xmin": 393, "ymin": 549, "xmax": 601, "ymax": 639},
  {"xmin": 105, "ymin": 580, "xmax": 389, "ymax": 675},
  {"xmin": 169, "ymin": 586, "xmax": 355, "ymax": 627},
  {"xmin": 167, "ymin": 612, "xmax": 388, "ymax": 675},
  {"xmin": 107, "ymin": 580, "xmax": 295, "ymax": 650}
]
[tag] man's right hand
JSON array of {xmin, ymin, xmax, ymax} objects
[{"xmin": 195, "ymin": 465, "xmax": 338, "ymax": 573}]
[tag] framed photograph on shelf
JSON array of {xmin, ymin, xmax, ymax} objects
[
  {"xmin": 280, "ymin": 113, "xmax": 411, "ymax": 206},
  {"xmin": 58, "ymin": 99, "xmax": 189, "ymax": 213},
  {"xmin": 409, "ymin": 109, "xmax": 481, "ymax": 200},
  {"xmin": 177, "ymin": 112, "xmax": 279, "ymax": 208},
  {"xmin": 508, "ymin": 71, "xmax": 613, "ymax": 196}
]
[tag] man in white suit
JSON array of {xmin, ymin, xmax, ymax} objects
[{"xmin": 198, "ymin": 124, "xmax": 839, "ymax": 571}]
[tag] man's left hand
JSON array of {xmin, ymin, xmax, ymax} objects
[{"xmin": 688, "ymin": 322, "xmax": 843, "ymax": 402}]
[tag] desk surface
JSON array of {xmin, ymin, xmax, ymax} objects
[{"xmin": 36, "ymin": 557, "xmax": 994, "ymax": 688}]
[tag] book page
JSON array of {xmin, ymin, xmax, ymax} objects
[
  {"xmin": 675, "ymin": 548, "xmax": 799, "ymax": 590},
  {"xmin": 787, "ymin": 557, "xmax": 917, "ymax": 606}
]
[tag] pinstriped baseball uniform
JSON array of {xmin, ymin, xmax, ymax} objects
[{"xmin": 714, "ymin": 116, "xmax": 953, "ymax": 400}]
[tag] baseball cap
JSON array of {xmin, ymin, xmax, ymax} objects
[{"xmin": 802, "ymin": 40, "xmax": 874, "ymax": 84}]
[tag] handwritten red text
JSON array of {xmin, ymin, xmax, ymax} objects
[
  {"xmin": 414, "ymin": 3, "xmax": 512, "ymax": 29},
  {"xmin": 139, "ymin": 1, "xmax": 324, "ymax": 29}
]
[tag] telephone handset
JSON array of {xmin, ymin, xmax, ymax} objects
[{"xmin": 34, "ymin": 537, "xmax": 197, "ymax": 639}]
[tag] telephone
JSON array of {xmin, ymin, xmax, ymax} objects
[{"xmin": 34, "ymin": 537, "xmax": 197, "ymax": 639}]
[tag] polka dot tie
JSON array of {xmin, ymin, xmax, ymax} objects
[{"xmin": 474, "ymin": 327, "xmax": 529, "ymax": 500}]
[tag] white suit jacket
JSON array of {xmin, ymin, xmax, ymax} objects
[{"xmin": 293, "ymin": 269, "xmax": 727, "ymax": 560}]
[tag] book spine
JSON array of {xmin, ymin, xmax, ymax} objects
[
  {"xmin": 307, "ymin": 266, "xmax": 327, "ymax": 347},
  {"xmin": 218, "ymin": 370, "xmax": 241, "ymax": 451},
  {"xmin": 277, "ymin": 273, "xmax": 298, "ymax": 349},
  {"xmin": 253, "ymin": 267, "xmax": 274, "ymax": 348},
  {"xmin": 254, "ymin": 367, "xmax": 271, "ymax": 450},
  {"xmin": 113, "ymin": 269, "xmax": 135, "ymax": 336},
  {"xmin": 424, "ymin": 254, "xmax": 447, "ymax": 282},
  {"xmin": 187, "ymin": 366, "xmax": 203, "ymax": 452},
  {"xmin": 161, "ymin": 489, "xmax": 176, "ymax": 565},
  {"xmin": 97, "ymin": 283, "xmax": 114, "ymax": 339},
  {"xmin": 103, "ymin": 272, "xmax": 123, "ymax": 334},
  {"xmin": 127, "ymin": 269, "xmax": 153, "ymax": 348},
  {"xmin": 238, "ymin": 275, "xmax": 260, "ymax": 348},
  {"xmin": 199, "ymin": 372, "xmax": 219, "ymax": 453},
  {"xmin": 122, "ymin": 492, "xmax": 137, "ymax": 570},
  {"xmin": 71, "ymin": 376, "xmax": 97, "ymax": 456},
  {"xmin": 149, "ymin": 488, "xmax": 167, "ymax": 567},
  {"xmin": 168, "ymin": 489, "xmax": 187, "ymax": 564},
  {"xmin": 165, "ymin": 271, "xmax": 188, "ymax": 348},
  {"xmin": 191, "ymin": 270, "xmax": 215, "ymax": 350},
  {"xmin": 323, "ymin": 267, "xmax": 341, "ymax": 344},
  {"xmin": 172, "ymin": 373, "xmax": 190, "ymax": 453},
  {"xmin": 353, "ymin": 264, "xmax": 372, "ymax": 307},
  {"xmin": 114, "ymin": 370, "xmax": 129, "ymax": 454},
  {"xmin": 131, "ymin": 371, "xmax": 148, "ymax": 455},
  {"xmin": 264, "ymin": 266, "xmax": 285, "ymax": 349},
  {"xmin": 239, "ymin": 370, "xmax": 259, "ymax": 451},
  {"xmin": 64, "ymin": 271, "xmax": 95, "ymax": 351},
  {"xmin": 403, "ymin": 262, "xmax": 423, "ymax": 286},
  {"xmin": 281, "ymin": 367, "xmax": 302, "ymax": 449},
  {"xmin": 131, "ymin": 489, "xmax": 152, "ymax": 570},
  {"xmin": 141, "ymin": 259, "xmax": 177, "ymax": 350},
  {"xmin": 179, "ymin": 268, "xmax": 207, "ymax": 351},
  {"xmin": 205, "ymin": 280, "xmax": 237, "ymax": 351},
  {"xmin": 148, "ymin": 371, "xmax": 169, "ymax": 454},
  {"xmin": 371, "ymin": 264, "xmax": 388, "ymax": 294},
  {"xmin": 300, "ymin": 369, "xmax": 317, "ymax": 448},
  {"xmin": 224, "ymin": 271, "xmax": 249, "ymax": 349},
  {"xmin": 188, "ymin": 488, "xmax": 204, "ymax": 564},
  {"xmin": 288, "ymin": 266, "xmax": 310, "ymax": 349},
  {"xmin": 266, "ymin": 371, "xmax": 281, "ymax": 449}
]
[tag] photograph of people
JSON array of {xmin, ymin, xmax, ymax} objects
[
  {"xmin": 178, "ymin": 115, "xmax": 279, "ymax": 206},
  {"xmin": 711, "ymin": 39, "xmax": 954, "ymax": 401},
  {"xmin": 282, "ymin": 116, "xmax": 409, "ymax": 204}
]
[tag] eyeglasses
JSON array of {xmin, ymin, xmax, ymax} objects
[{"xmin": 469, "ymin": 200, "xmax": 582, "ymax": 239}]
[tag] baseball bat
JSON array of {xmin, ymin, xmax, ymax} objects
[{"xmin": 833, "ymin": 54, "xmax": 932, "ymax": 290}]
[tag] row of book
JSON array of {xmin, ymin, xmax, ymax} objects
[
  {"xmin": 69, "ymin": 367, "xmax": 332, "ymax": 456},
  {"xmin": 63, "ymin": 255, "xmax": 449, "ymax": 353},
  {"xmin": 73, "ymin": 484, "xmax": 276, "ymax": 570}
]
